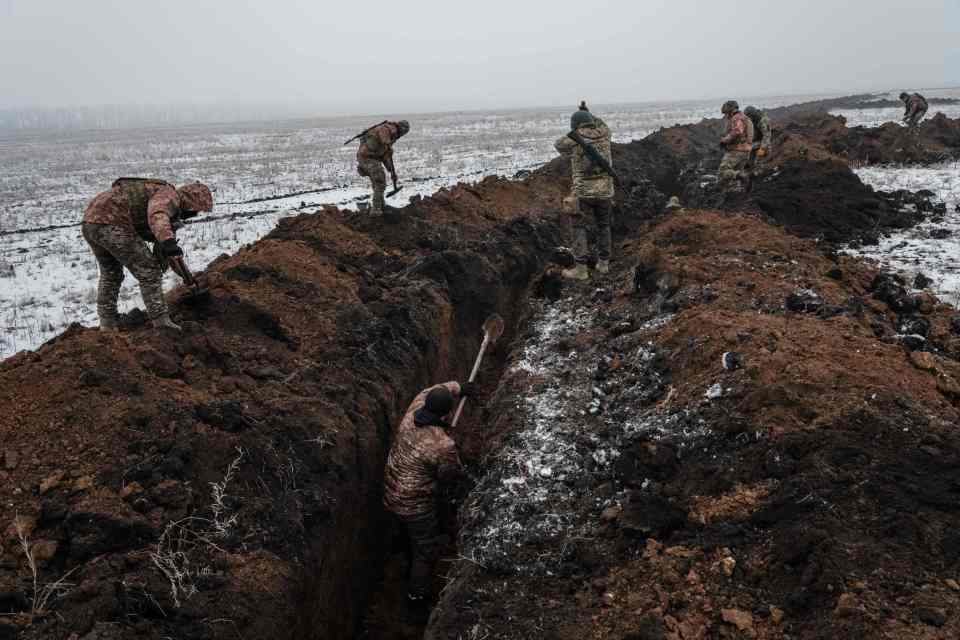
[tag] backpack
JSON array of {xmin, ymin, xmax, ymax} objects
[{"xmin": 112, "ymin": 178, "xmax": 175, "ymax": 241}]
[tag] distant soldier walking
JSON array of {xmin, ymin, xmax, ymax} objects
[
  {"xmin": 82, "ymin": 178, "xmax": 213, "ymax": 331},
  {"xmin": 353, "ymin": 120, "xmax": 410, "ymax": 214},
  {"xmin": 744, "ymin": 105, "xmax": 772, "ymax": 168},
  {"xmin": 554, "ymin": 101, "xmax": 616, "ymax": 280},
  {"xmin": 384, "ymin": 381, "xmax": 474, "ymax": 606},
  {"xmin": 900, "ymin": 91, "xmax": 929, "ymax": 132},
  {"xmin": 718, "ymin": 100, "xmax": 755, "ymax": 191}
]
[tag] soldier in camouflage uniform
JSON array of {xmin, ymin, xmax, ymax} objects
[
  {"xmin": 554, "ymin": 102, "xmax": 615, "ymax": 280},
  {"xmin": 383, "ymin": 380, "xmax": 474, "ymax": 604},
  {"xmin": 718, "ymin": 100, "xmax": 755, "ymax": 191},
  {"xmin": 900, "ymin": 92, "xmax": 929, "ymax": 132},
  {"xmin": 82, "ymin": 178, "xmax": 213, "ymax": 331},
  {"xmin": 744, "ymin": 105, "xmax": 772, "ymax": 168},
  {"xmin": 356, "ymin": 120, "xmax": 410, "ymax": 214}
]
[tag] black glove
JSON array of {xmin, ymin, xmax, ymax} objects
[
  {"xmin": 161, "ymin": 238, "xmax": 183, "ymax": 257},
  {"xmin": 459, "ymin": 381, "xmax": 477, "ymax": 398}
]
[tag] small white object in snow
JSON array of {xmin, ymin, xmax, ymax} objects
[
  {"xmin": 706, "ymin": 383, "xmax": 723, "ymax": 400},
  {"xmin": 539, "ymin": 467, "xmax": 553, "ymax": 478}
]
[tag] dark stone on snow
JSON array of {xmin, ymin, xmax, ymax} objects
[
  {"xmin": 930, "ymin": 227, "xmax": 952, "ymax": 239},
  {"xmin": 913, "ymin": 273, "xmax": 933, "ymax": 289}
]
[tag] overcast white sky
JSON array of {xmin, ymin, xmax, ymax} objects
[{"xmin": 0, "ymin": 0, "xmax": 956, "ymax": 114}]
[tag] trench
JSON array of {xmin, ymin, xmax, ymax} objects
[{"xmin": 264, "ymin": 206, "xmax": 568, "ymax": 640}]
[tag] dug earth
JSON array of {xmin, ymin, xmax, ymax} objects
[{"xmin": 2, "ymin": 98, "xmax": 960, "ymax": 640}]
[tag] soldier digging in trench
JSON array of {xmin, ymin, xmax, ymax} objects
[
  {"xmin": 82, "ymin": 178, "xmax": 213, "ymax": 332},
  {"xmin": 356, "ymin": 120, "xmax": 410, "ymax": 215},
  {"xmin": 900, "ymin": 91, "xmax": 929, "ymax": 133},
  {"xmin": 554, "ymin": 101, "xmax": 616, "ymax": 280},
  {"xmin": 383, "ymin": 380, "xmax": 475, "ymax": 613},
  {"xmin": 718, "ymin": 100, "xmax": 755, "ymax": 192}
]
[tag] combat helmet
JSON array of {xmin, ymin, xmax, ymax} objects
[
  {"xmin": 571, "ymin": 101, "xmax": 595, "ymax": 130},
  {"xmin": 899, "ymin": 92, "xmax": 910, "ymax": 101},
  {"xmin": 395, "ymin": 120, "xmax": 410, "ymax": 136},
  {"xmin": 721, "ymin": 100, "xmax": 740, "ymax": 116},
  {"xmin": 177, "ymin": 182, "xmax": 214, "ymax": 215}
]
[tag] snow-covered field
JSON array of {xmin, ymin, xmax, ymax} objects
[
  {"xmin": 1, "ymin": 90, "xmax": 955, "ymax": 358},
  {"xmin": 848, "ymin": 162, "xmax": 960, "ymax": 299},
  {"xmin": 830, "ymin": 88, "xmax": 960, "ymax": 127}
]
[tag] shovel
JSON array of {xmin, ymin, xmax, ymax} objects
[
  {"xmin": 386, "ymin": 185, "xmax": 404, "ymax": 199},
  {"xmin": 451, "ymin": 313, "xmax": 505, "ymax": 428}
]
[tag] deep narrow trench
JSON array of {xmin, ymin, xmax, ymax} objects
[
  {"xmin": 275, "ymin": 208, "xmax": 567, "ymax": 640},
  {"xmin": 358, "ymin": 290, "xmax": 540, "ymax": 640}
]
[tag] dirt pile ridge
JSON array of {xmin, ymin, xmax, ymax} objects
[
  {"xmin": 1, "ymin": 106, "xmax": 960, "ymax": 640},
  {"xmin": 428, "ymin": 209, "xmax": 960, "ymax": 640},
  {"xmin": 0, "ymin": 173, "xmax": 566, "ymax": 640}
]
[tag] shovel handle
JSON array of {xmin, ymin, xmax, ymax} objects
[{"xmin": 450, "ymin": 335, "xmax": 490, "ymax": 428}]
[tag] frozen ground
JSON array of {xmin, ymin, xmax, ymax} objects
[
  {"xmin": 0, "ymin": 95, "xmax": 828, "ymax": 358},
  {"xmin": 830, "ymin": 88, "xmax": 960, "ymax": 127},
  {"xmin": 1, "ymin": 90, "xmax": 955, "ymax": 358},
  {"xmin": 848, "ymin": 162, "xmax": 960, "ymax": 301}
]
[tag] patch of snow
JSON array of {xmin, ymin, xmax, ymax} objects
[{"xmin": 846, "ymin": 162, "xmax": 960, "ymax": 301}]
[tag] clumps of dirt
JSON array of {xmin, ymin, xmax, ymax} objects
[
  {"xmin": 0, "ymin": 175, "xmax": 566, "ymax": 640},
  {"xmin": 427, "ymin": 209, "xmax": 960, "ymax": 640},
  {"xmin": 750, "ymin": 158, "xmax": 925, "ymax": 242}
]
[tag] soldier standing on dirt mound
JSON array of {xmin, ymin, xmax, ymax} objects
[
  {"xmin": 82, "ymin": 178, "xmax": 213, "ymax": 332},
  {"xmin": 900, "ymin": 91, "xmax": 929, "ymax": 132},
  {"xmin": 744, "ymin": 105, "xmax": 772, "ymax": 169},
  {"xmin": 554, "ymin": 101, "xmax": 615, "ymax": 280},
  {"xmin": 356, "ymin": 120, "xmax": 410, "ymax": 215},
  {"xmin": 383, "ymin": 380, "xmax": 475, "ymax": 611},
  {"xmin": 718, "ymin": 100, "xmax": 754, "ymax": 192}
]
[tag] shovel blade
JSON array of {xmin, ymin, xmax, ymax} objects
[
  {"xmin": 386, "ymin": 186, "xmax": 404, "ymax": 198},
  {"xmin": 483, "ymin": 313, "xmax": 505, "ymax": 344}
]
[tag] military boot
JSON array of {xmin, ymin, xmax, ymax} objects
[
  {"xmin": 152, "ymin": 316, "xmax": 182, "ymax": 332},
  {"xmin": 99, "ymin": 315, "xmax": 120, "ymax": 332},
  {"xmin": 561, "ymin": 264, "xmax": 589, "ymax": 280}
]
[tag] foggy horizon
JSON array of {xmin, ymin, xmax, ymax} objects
[{"xmin": 2, "ymin": 0, "xmax": 956, "ymax": 119}]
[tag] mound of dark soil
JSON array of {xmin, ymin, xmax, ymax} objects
[{"xmin": 750, "ymin": 159, "xmax": 922, "ymax": 241}]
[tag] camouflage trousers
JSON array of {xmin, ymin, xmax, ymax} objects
[
  {"xmin": 906, "ymin": 108, "xmax": 927, "ymax": 133},
  {"xmin": 82, "ymin": 223, "xmax": 167, "ymax": 325},
  {"xmin": 565, "ymin": 197, "xmax": 612, "ymax": 263},
  {"xmin": 719, "ymin": 151, "xmax": 751, "ymax": 188},
  {"xmin": 401, "ymin": 509, "xmax": 441, "ymax": 600},
  {"xmin": 358, "ymin": 158, "xmax": 386, "ymax": 213}
]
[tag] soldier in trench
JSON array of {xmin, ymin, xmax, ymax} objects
[
  {"xmin": 383, "ymin": 380, "xmax": 475, "ymax": 608},
  {"xmin": 718, "ymin": 100, "xmax": 755, "ymax": 192},
  {"xmin": 900, "ymin": 91, "xmax": 929, "ymax": 132},
  {"xmin": 554, "ymin": 101, "xmax": 616, "ymax": 280},
  {"xmin": 356, "ymin": 120, "xmax": 410, "ymax": 215},
  {"xmin": 82, "ymin": 178, "xmax": 213, "ymax": 331},
  {"xmin": 744, "ymin": 105, "xmax": 772, "ymax": 170}
]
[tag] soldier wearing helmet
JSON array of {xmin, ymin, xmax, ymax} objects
[
  {"xmin": 384, "ymin": 380, "xmax": 476, "ymax": 608},
  {"xmin": 356, "ymin": 120, "xmax": 410, "ymax": 215},
  {"xmin": 900, "ymin": 92, "xmax": 928, "ymax": 132},
  {"xmin": 82, "ymin": 178, "xmax": 213, "ymax": 331},
  {"xmin": 718, "ymin": 100, "xmax": 754, "ymax": 191},
  {"xmin": 744, "ymin": 105, "xmax": 772, "ymax": 167},
  {"xmin": 553, "ymin": 101, "xmax": 615, "ymax": 280}
]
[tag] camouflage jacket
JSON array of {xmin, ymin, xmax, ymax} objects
[
  {"xmin": 747, "ymin": 109, "xmax": 771, "ymax": 150},
  {"xmin": 721, "ymin": 112, "xmax": 754, "ymax": 153},
  {"xmin": 554, "ymin": 118, "xmax": 615, "ymax": 200},
  {"xmin": 357, "ymin": 122, "xmax": 401, "ymax": 164},
  {"xmin": 904, "ymin": 93, "xmax": 928, "ymax": 119},
  {"xmin": 383, "ymin": 382, "xmax": 463, "ymax": 517},
  {"xmin": 83, "ymin": 178, "xmax": 181, "ymax": 243}
]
